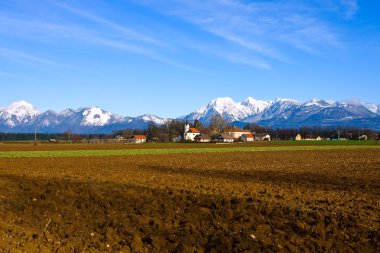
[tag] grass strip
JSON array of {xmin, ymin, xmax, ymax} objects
[{"xmin": 0, "ymin": 145, "xmax": 379, "ymax": 158}]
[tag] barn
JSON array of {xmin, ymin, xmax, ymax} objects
[{"xmin": 131, "ymin": 135, "xmax": 147, "ymax": 143}]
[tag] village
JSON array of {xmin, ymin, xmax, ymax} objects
[
  {"xmin": 78, "ymin": 124, "xmax": 271, "ymax": 144},
  {"xmin": 38, "ymin": 122, "xmax": 377, "ymax": 144}
]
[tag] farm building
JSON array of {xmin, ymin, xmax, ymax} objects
[
  {"xmin": 240, "ymin": 133, "xmax": 254, "ymax": 142},
  {"xmin": 216, "ymin": 134, "xmax": 234, "ymax": 143},
  {"xmin": 131, "ymin": 135, "xmax": 147, "ymax": 143},
  {"xmin": 222, "ymin": 126, "xmax": 252, "ymax": 139},
  {"xmin": 255, "ymin": 133, "xmax": 271, "ymax": 141},
  {"xmin": 194, "ymin": 135, "xmax": 211, "ymax": 143},
  {"xmin": 172, "ymin": 135, "xmax": 183, "ymax": 142},
  {"xmin": 184, "ymin": 127, "xmax": 201, "ymax": 141},
  {"xmin": 296, "ymin": 134, "xmax": 322, "ymax": 141}
]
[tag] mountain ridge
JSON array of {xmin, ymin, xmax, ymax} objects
[{"xmin": 0, "ymin": 98, "xmax": 379, "ymax": 133}]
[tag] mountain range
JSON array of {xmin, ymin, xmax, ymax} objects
[
  {"xmin": 181, "ymin": 97, "xmax": 380, "ymax": 130},
  {"xmin": 0, "ymin": 101, "xmax": 165, "ymax": 134},
  {"xmin": 1, "ymin": 98, "xmax": 379, "ymax": 133}
]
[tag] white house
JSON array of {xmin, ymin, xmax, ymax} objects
[
  {"xmin": 240, "ymin": 133, "xmax": 254, "ymax": 142},
  {"xmin": 131, "ymin": 135, "xmax": 147, "ymax": 143},
  {"xmin": 184, "ymin": 127, "xmax": 200, "ymax": 141},
  {"xmin": 255, "ymin": 133, "xmax": 271, "ymax": 141},
  {"xmin": 223, "ymin": 126, "xmax": 252, "ymax": 139},
  {"xmin": 194, "ymin": 135, "xmax": 211, "ymax": 143}
]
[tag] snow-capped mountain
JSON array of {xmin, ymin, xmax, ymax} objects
[
  {"xmin": 181, "ymin": 97, "xmax": 380, "ymax": 130},
  {"xmin": 241, "ymin": 97, "xmax": 272, "ymax": 115},
  {"xmin": 249, "ymin": 98, "xmax": 302, "ymax": 122},
  {"xmin": 0, "ymin": 101, "xmax": 39, "ymax": 127},
  {"xmin": 0, "ymin": 101, "xmax": 165, "ymax": 133},
  {"xmin": 252, "ymin": 99, "xmax": 380, "ymax": 129},
  {"xmin": 181, "ymin": 97, "xmax": 271, "ymax": 123},
  {"xmin": 364, "ymin": 103, "xmax": 379, "ymax": 114},
  {"xmin": 1, "ymin": 97, "xmax": 379, "ymax": 133},
  {"xmin": 136, "ymin": 114, "xmax": 166, "ymax": 125}
]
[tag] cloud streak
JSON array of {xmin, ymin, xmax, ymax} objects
[
  {"xmin": 89, "ymin": 36, "xmax": 198, "ymax": 72},
  {"xmin": 51, "ymin": 2, "xmax": 163, "ymax": 46},
  {"xmin": 0, "ymin": 47, "xmax": 55, "ymax": 65},
  {"xmin": 0, "ymin": 5, "xmax": 195, "ymax": 72},
  {"xmin": 136, "ymin": 0, "xmax": 350, "ymax": 63},
  {"xmin": 0, "ymin": 0, "xmax": 360, "ymax": 71}
]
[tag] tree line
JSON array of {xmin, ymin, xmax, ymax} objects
[
  {"xmin": 242, "ymin": 123, "xmax": 379, "ymax": 140},
  {"xmin": 0, "ymin": 114, "xmax": 378, "ymax": 142}
]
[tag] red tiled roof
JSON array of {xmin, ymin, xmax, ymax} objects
[
  {"xmin": 243, "ymin": 134, "xmax": 254, "ymax": 138},
  {"xmin": 132, "ymin": 135, "xmax": 147, "ymax": 139},
  {"xmin": 188, "ymin": 128, "xmax": 200, "ymax": 133}
]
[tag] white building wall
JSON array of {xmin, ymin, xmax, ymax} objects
[{"xmin": 185, "ymin": 132, "xmax": 199, "ymax": 141}]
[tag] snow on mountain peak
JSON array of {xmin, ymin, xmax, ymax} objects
[
  {"xmin": 340, "ymin": 99, "xmax": 363, "ymax": 106},
  {"xmin": 242, "ymin": 97, "xmax": 272, "ymax": 114},
  {"xmin": 58, "ymin": 108, "xmax": 76, "ymax": 117},
  {"xmin": 81, "ymin": 107, "xmax": 111, "ymax": 126},
  {"xmin": 211, "ymin": 97, "xmax": 234, "ymax": 103},
  {"xmin": 273, "ymin": 98, "xmax": 301, "ymax": 104},
  {"xmin": 138, "ymin": 114, "xmax": 166, "ymax": 125},
  {"xmin": 10, "ymin": 100, "xmax": 33, "ymax": 107},
  {"xmin": 0, "ymin": 100, "xmax": 40, "ymax": 126},
  {"xmin": 8, "ymin": 100, "xmax": 39, "ymax": 115},
  {"xmin": 305, "ymin": 98, "xmax": 331, "ymax": 107},
  {"xmin": 210, "ymin": 97, "xmax": 235, "ymax": 109},
  {"xmin": 186, "ymin": 97, "xmax": 274, "ymax": 122},
  {"xmin": 364, "ymin": 103, "xmax": 379, "ymax": 114}
]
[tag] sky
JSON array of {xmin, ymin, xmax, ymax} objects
[{"xmin": 0, "ymin": 0, "xmax": 379, "ymax": 118}]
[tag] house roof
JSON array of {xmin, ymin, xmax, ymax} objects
[
  {"xmin": 195, "ymin": 135, "xmax": 210, "ymax": 139},
  {"xmin": 255, "ymin": 133, "xmax": 270, "ymax": 137},
  {"xmin": 223, "ymin": 126, "xmax": 248, "ymax": 133},
  {"xmin": 242, "ymin": 133, "xmax": 254, "ymax": 138},
  {"xmin": 219, "ymin": 134, "xmax": 234, "ymax": 139},
  {"xmin": 188, "ymin": 128, "xmax": 200, "ymax": 133},
  {"xmin": 132, "ymin": 135, "xmax": 147, "ymax": 139}
]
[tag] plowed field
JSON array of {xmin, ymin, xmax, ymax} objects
[{"xmin": 0, "ymin": 144, "xmax": 379, "ymax": 252}]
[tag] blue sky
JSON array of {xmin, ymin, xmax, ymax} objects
[{"xmin": 0, "ymin": 0, "xmax": 379, "ymax": 118}]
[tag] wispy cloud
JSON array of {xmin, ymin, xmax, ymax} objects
[
  {"xmin": 341, "ymin": 0, "xmax": 358, "ymax": 19},
  {"xmin": 0, "ymin": 6, "xmax": 194, "ymax": 71},
  {"xmin": 0, "ymin": 47, "xmax": 55, "ymax": 65},
  {"xmin": 314, "ymin": 0, "xmax": 358, "ymax": 19},
  {"xmin": 188, "ymin": 42, "xmax": 271, "ymax": 70},
  {"xmin": 89, "ymin": 36, "xmax": 198, "ymax": 72},
  {"xmin": 0, "ymin": 70, "xmax": 38, "ymax": 81},
  {"xmin": 136, "ymin": 0, "xmax": 351, "ymax": 62},
  {"xmin": 0, "ymin": 45, "xmax": 91, "ymax": 72},
  {"xmin": 51, "ymin": 2, "xmax": 163, "ymax": 46},
  {"xmin": 0, "ymin": 0, "xmax": 359, "ymax": 71}
]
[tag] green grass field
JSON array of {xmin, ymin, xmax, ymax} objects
[{"xmin": 1, "ymin": 144, "xmax": 379, "ymax": 158}]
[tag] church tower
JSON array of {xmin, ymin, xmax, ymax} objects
[{"xmin": 184, "ymin": 123, "xmax": 190, "ymax": 134}]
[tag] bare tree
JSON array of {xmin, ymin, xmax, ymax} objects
[{"xmin": 209, "ymin": 114, "xmax": 229, "ymax": 134}]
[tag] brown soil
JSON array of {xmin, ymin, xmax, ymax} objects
[{"xmin": 0, "ymin": 148, "xmax": 379, "ymax": 252}]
